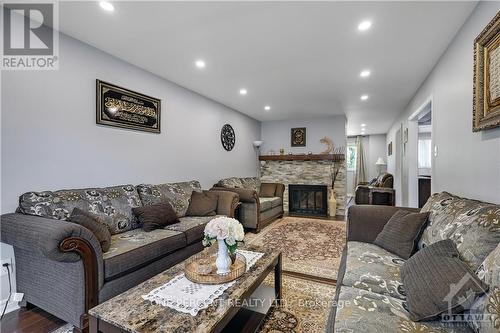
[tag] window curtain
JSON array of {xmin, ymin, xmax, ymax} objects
[
  {"xmin": 354, "ymin": 135, "xmax": 367, "ymax": 187},
  {"xmin": 418, "ymin": 139, "xmax": 432, "ymax": 169}
]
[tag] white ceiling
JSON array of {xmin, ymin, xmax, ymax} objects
[{"xmin": 57, "ymin": 1, "xmax": 477, "ymax": 136}]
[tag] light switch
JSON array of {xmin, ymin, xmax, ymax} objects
[{"xmin": 434, "ymin": 145, "xmax": 438, "ymax": 157}]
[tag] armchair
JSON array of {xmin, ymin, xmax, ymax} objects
[{"xmin": 354, "ymin": 172, "xmax": 395, "ymax": 206}]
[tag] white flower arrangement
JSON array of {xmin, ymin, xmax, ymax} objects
[{"xmin": 203, "ymin": 216, "xmax": 245, "ymax": 254}]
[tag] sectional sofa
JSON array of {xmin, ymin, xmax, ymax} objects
[
  {"xmin": 328, "ymin": 192, "xmax": 500, "ymax": 332},
  {"xmin": 0, "ymin": 180, "xmax": 239, "ymax": 331}
]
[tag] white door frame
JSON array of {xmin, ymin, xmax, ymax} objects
[{"xmin": 408, "ymin": 95, "xmax": 433, "ymax": 208}]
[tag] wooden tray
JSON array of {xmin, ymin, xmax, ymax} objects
[{"xmin": 185, "ymin": 252, "xmax": 246, "ymax": 284}]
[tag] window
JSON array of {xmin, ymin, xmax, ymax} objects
[
  {"xmin": 418, "ymin": 139, "xmax": 431, "ymax": 169},
  {"xmin": 346, "ymin": 145, "xmax": 357, "ymax": 171}
]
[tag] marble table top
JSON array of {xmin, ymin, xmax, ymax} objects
[{"xmin": 89, "ymin": 245, "xmax": 280, "ymax": 333}]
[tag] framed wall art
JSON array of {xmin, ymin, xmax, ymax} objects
[
  {"xmin": 388, "ymin": 142, "xmax": 393, "ymax": 156},
  {"xmin": 473, "ymin": 12, "xmax": 500, "ymax": 132},
  {"xmin": 291, "ymin": 127, "xmax": 306, "ymax": 147},
  {"xmin": 96, "ymin": 80, "xmax": 161, "ymax": 133}
]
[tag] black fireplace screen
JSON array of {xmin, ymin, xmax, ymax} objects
[{"xmin": 288, "ymin": 184, "xmax": 327, "ymax": 217}]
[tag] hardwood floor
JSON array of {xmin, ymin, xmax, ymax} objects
[{"xmin": 1, "ymin": 306, "xmax": 65, "ymax": 333}]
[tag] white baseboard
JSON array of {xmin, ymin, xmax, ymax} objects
[{"xmin": 0, "ymin": 297, "xmax": 20, "ymax": 315}]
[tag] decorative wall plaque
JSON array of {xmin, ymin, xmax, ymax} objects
[
  {"xmin": 96, "ymin": 80, "xmax": 161, "ymax": 133},
  {"xmin": 291, "ymin": 127, "xmax": 306, "ymax": 147},
  {"xmin": 473, "ymin": 12, "xmax": 500, "ymax": 132},
  {"xmin": 221, "ymin": 124, "xmax": 235, "ymax": 151}
]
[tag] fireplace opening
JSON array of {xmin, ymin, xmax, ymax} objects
[{"xmin": 288, "ymin": 184, "xmax": 327, "ymax": 217}]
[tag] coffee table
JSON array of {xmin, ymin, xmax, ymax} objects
[{"xmin": 88, "ymin": 246, "xmax": 282, "ymax": 333}]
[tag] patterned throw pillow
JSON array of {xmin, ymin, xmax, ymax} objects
[
  {"xmin": 217, "ymin": 177, "xmax": 243, "ymax": 189},
  {"xmin": 469, "ymin": 244, "xmax": 500, "ymax": 333},
  {"xmin": 419, "ymin": 191, "xmax": 500, "ymax": 271},
  {"xmin": 136, "ymin": 180, "xmax": 202, "ymax": 217},
  {"xmin": 240, "ymin": 177, "xmax": 261, "ymax": 192},
  {"xmin": 18, "ymin": 185, "xmax": 142, "ymax": 234}
]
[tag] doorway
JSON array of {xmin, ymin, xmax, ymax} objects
[{"xmin": 408, "ymin": 97, "xmax": 433, "ymax": 208}]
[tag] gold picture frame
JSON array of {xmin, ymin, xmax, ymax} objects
[
  {"xmin": 473, "ymin": 12, "xmax": 500, "ymax": 132},
  {"xmin": 96, "ymin": 80, "xmax": 161, "ymax": 133}
]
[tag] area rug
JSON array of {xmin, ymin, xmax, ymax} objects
[
  {"xmin": 258, "ymin": 275, "xmax": 336, "ymax": 333},
  {"xmin": 246, "ymin": 217, "xmax": 346, "ymax": 281}
]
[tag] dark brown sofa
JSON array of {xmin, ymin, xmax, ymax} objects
[
  {"xmin": 212, "ymin": 177, "xmax": 284, "ymax": 232},
  {"xmin": 354, "ymin": 172, "xmax": 395, "ymax": 205},
  {"xmin": 0, "ymin": 181, "xmax": 238, "ymax": 332}
]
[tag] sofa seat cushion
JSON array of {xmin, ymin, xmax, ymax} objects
[
  {"xmin": 342, "ymin": 241, "xmax": 406, "ymax": 300},
  {"xmin": 419, "ymin": 191, "xmax": 500, "ymax": 271},
  {"xmin": 259, "ymin": 197, "xmax": 282, "ymax": 212},
  {"xmin": 103, "ymin": 228, "xmax": 185, "ymax": 280},
  {"xmin": 136, "ymin": 181, "xmax": 202, "ymax": 217},
  {"xmin": 334, "ymin": 286, "xmax": 472, "ymax": 333},
  {"xmin": 18, "ymin": 185, "xmax": 142, "ymax": 234},
  {"xmin": 165, "ymin": 216, "xmax": 221, "ymax": 245}
]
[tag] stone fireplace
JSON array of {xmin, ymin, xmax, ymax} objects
[{"xmin": 259, "ymin": 155, "xmax": 346, "ymax": 216}]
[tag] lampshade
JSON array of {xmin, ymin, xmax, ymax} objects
[
  {"xmin": 253, "ymin": 140, "xmax": 264, "ymax": 148},
  {"xmin": 375, "ymin": 157, "xmax": 386, "ymax": 165}
]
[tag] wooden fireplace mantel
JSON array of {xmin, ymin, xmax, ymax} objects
[{"xmin": 259, "ymin": 154, "xmax": 345, "ymax": 162}]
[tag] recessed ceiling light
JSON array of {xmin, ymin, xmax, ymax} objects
[
  {"xmin": 358, "ymin": 20, "xmax": 372, "ymax": 31},
  {"xmin": 361, "ymin": 123, "xmax": 366, "ymax": 127},
  {"xmin": 99, "ymin": 1, "xmax": 114, "ymax": 12},
  {"xmin": 360, "ymin": 70, "xmax": 371, "ymax": 78},
  {"xmin": 360, "ymin": 95, "xmax": 369, "ymax": 101},
  {"xmin": 239, "ymin": 88, "xmax": 247, "ymax": 95},
  {"xmin": 195, "ymin": 60, "xmax": 205, "ymax": 69},
  {"xmin": 264, "ymin": 105, "xmax": 271, "ymax": 111}
]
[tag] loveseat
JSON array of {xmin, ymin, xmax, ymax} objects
[
  {"xmin": 0, "ymin": 180, "xmax": 239, "ymax": 331},
  {"xmin": 211, "ymin": 177, "xmax": 284, "ymax": 232},
  {"xmin": 327, "ymin": 192, "xmax": 500, "ymax": 332}
]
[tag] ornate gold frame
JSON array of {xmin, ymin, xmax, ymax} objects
[{"xmin": 473, "ymin": 12, "xmax": 500, "ymax": 132}]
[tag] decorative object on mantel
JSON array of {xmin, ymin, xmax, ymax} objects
[
  {"xmin": 220, "ymin": 124, "xmax": 235, "ymax": 151},
  {"xmin": 280, "ymin": 148, "xmax": 285, "ymax": 155},
  {"xmin": 291, "ymin": 127, "xmax": 306, "ymax": 147},
  {"xmin": 202, "ymin": 217, "xmax": 245, "ymax": 274},
  {"xmin": 96, "ymin": 80, "xmax": 161, "ymax": 133},
  {"xmin": 473, "ymin": 12, "xmax": 500, "ymax": 132},
  {"xmin": 319, "ymin": 136, "xmax": 334, "ymax": 154}
]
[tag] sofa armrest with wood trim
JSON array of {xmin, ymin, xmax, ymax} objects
[
  {"xmin": 0, "ymin": 213, "xmax": 104, "ymax": 329},
  {"xmin": 347, "ymin": 205, "xmax": 420, "ymax": 243}
]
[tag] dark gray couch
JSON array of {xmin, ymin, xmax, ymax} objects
[
  {"xmin": 327, "ymin": 192, "xmax": 500, "ymax": 332},
  {"xmin": 211, "ymin": 177, "xmax": 284, "ymax": 232},
  {"xmin": 0, "ymin": 180, "xmax": 239, "ymax": 331}
]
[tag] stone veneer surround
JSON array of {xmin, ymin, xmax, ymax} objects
[{"xmin": 260, "ymin": 160, "xmax": 346, "ymax": 216}]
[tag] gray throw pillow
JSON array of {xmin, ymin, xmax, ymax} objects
[
  {"xmin": 401, "ymin": 239, "xmax": 489, "ymax": 322},
  {"xmin": 69, "ymin": 208, "xmax": 112, "ymax": 252},
  {"xmin": 374, "ymin": 210, "xmax": 429, "ymax": 259}
]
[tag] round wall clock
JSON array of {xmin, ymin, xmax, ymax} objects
[{"xmin": 221, "ymin": 124, "xmax": 235, "ymax": 151}]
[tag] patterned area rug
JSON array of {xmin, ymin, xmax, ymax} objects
[
  {"xmin": 246, "ymin": 217, "xmax": 346, "ymax": 280},
  {"xmin": 259, "ymin": 275, "xmax": 336, "ymax": 333}
]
